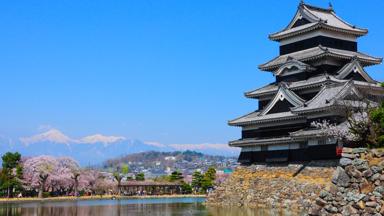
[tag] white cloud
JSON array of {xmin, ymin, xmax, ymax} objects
[
  {"xmin": 144, "ymin": 141, "xmax": 167, "ymax": 148},
  {"xmin": 20, "ymin": 129, "xmax": 74, "ymax": 145},
  {"xmin": 79, "ymin": 134, "xmax": 126, "ymax": 144}
]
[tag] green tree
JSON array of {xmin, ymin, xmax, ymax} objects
[
  {"xmin": 0, "ymin": 152, "xmax": 22, "ymax": 198},
  {"xmin": 113, "ymin": 164, "xmax": 129, "ymax": 196},
  {"xmin": 201, "ymin": 167, "xmax": 216, "ymax": 192},
  {"xmin": 169, "ymin": 171, "xmax": 183, "ymax": 182},
  {"xmin": 204, "ymin": 167, "xmax": 216, "ymax": 182},
  {"xmin": 135, "ymin": 173, "xmax": 145, "ymax": 181},
  {"xmin": 180, "ymin": 182, "xmax": 192, "ymax": 194},
  {"xmin": 370, "ymin": 102, "xmax": 384, "ymax": 147},
  {"xmin": 121, "ymin": 164, "xmax": 129, "ymax": 174},
  {"xmin": 191, "ymin": 171, "xmax": 203, "ymax": 193}
]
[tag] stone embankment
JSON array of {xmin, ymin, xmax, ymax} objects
[
  {"xmin": 309, "ymin": 148, "xmax": 384, "ymax": 216},
  {"xmin": 206, "ymin": 161, "xmax": 336, "ymax": 210}
]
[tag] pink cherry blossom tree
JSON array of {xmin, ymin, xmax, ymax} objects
[
  {"xmin": 23, "ymin": 155, "xmax": 58, "ymax": 198},
  {"xmin": 79, "ymin": 169, "xmax": 102, "ymax": 195},
  {"xmin": 54, "ymin": 157, "xmax": 81, "ymax": 196}
]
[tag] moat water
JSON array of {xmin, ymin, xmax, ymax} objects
[{"xmin": 0, "ymin": 197, "xmax": 305, "ymax": 216}]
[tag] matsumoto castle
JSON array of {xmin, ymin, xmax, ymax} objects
[{"xmin": 229, "ymin": 2, "xmax": 384, "ymax": 164}]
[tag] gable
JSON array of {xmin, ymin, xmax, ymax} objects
[
  {"xmin": 280, "ymin": 65, "xmax": 300, "ymax": 75},
  {"xmin": 285, "ymin": 5, "xmax": 318, "ymax": 30},
  {"xmin": 345, "ymin": 71, "xmax": 367, "ymax": 82},
  {"xmin": 260, "ymin": 86, "xmax": 305, "ymax": 115},
  {"xmin": 275, "ymin": 58, "xmax": 315, "ymax": 77},
  {"xmin": 267, "ymin": 99, "xmax": 294, "ymax": 114},
  {"xmin": 291, "ymin": 17, "xmax": 311, "ymax": 28},
  {"xmin": 336, "ymin": 59, "xmax": 375, "ymax": 83},
  {"xmin": 343, "ymin": 92, "xmax": 360, "ymax": 101},
  {"xmin": 335, "ymin": 82, "xmax": 363, "ymax": 102}
]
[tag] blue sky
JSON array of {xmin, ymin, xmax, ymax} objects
[{"xmin": 0, "ymin": 0, "xmax": 383, "ymax": 148}]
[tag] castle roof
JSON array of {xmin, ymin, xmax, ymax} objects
[
  {"xmin": 335, "ymin": 58, "xmax": 376, "ymax": 83},
  {"xmin": 228, "ymin": 3, "xmax": 383, "ymax": 158},
  {"xmin": 245, "ymin": 74, "xmax": 342, "ymax": 98},
  {"xmin": 274, "ymin": 57, "xmax": 316, "ymax": 76},
  {"xmin": 229, "ymin": 136, "xmax": 292, "ymax": 147},
  {"xmin": 291, "ymin": 81, "xmax": 363, "ymax": 113},
  {"xmin": 269, "ymin": 2, "xmax": 368, "ymax": 41},
  {"xmin": 247, "ymin": 57, "xmax": 382, "ymax": 99},
  {"xmin": 228, "ymin": 111, "xmax": 302, "ymax": 127},
  {"xmin": 259, "ymin": 46, "xmax": 382, "ymax": 71},
  {"xmin": 230, "ymin": 85, "xmax": 305, "ymax": 126}
]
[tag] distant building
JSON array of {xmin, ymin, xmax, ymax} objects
[
  {"xmin": 164, "ymin": 156, "xmax": 176, "ymax": 161},
  {"xmin": 229, "ymin": 2, "xmax": 384, "ymax": 164}
]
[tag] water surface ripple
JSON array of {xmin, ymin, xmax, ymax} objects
[{"xmin": 0, "ymin": 197, "xmax": 304, "ymax": 216}]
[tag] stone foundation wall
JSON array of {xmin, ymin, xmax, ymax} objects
[
  {"xmin": 309, "ymin": 148, "xmax": 384, "ymax": 216},
  {"xmin": 206, "ymin": 161, "xmax": 336, "ymax": 210}
]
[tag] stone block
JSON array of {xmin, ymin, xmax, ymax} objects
[
  {"xmin": 366, "ymin": 201, "xmax": 378, "ymax": 207},
  {"xmin": 332, "ymin": 167, "xmax": 350, "ymax": 187},
  {"xmin": 342, "ymin": 153, "xmax": 356, "ymax": 159},
  {"xmin": 352, "ymin": 148, "xmax": 368, "ymax": 154},
  {"xmin": 360, "ymin": 180, "xmax": 374, "ymax": 194},
  {"xmin": 342, "ymin": 205, "xmax": 358, "ymax": 215},
  {"xmin": 342, "ymin": 147, "xmax": 353, "ymax": 154},
  {"xmin": 340, "ymin": 158, "xmax": 352, "ymax": 167},
  {"xmin": 316, "ymin": 198, "xmax": 327, "ymax": 207},
  {"xmin": 363, "ymin": 169, "xmax": 373, "ymax": 178}
]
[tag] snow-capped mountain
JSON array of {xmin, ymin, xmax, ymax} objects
[{"xmin": 0, "ymin": 129, "xmax": 238, "ymax": 166}]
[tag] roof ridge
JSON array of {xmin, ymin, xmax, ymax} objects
[
  {"xmin": 331, "ymin": 81, "xmax": 355, "ymax": 102},
  {"xmin": 296, "ymin": 84, "xmax": 328, "ymax": 108},
  {"xmin": 259, "ymin": 47, "xmax": 382, "ymax": 71},
  {"xmin": 329, "ymin": 8, "xmax": 367, "ymax": 31},
  {"xmin": 302, "ymin": 3, "xmax": 333, "ymax": 13},
  {"xmin": 302, "ymin": 3, "xmax": 369, "ymax": 33},
  {"xmin": 280, "ymin": 84, "xmax": 306, "ymax": 103},
  {"xmin": 269, "ymin": 2, "xmax": 368, "ymax": 41}
]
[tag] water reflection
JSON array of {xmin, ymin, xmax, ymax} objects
[
  {"xmin": 207, "ymin": 206, "xmax": 304, "ymax": 216},
  {"xmin": 0, "ymin": 198, "xmax": 305, "ymax": 216}
]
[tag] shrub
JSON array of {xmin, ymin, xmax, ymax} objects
[
  {"xmin": 181, "ymin": 182, "xmax": 192, "ymax": 194},
  {"xmin": 370, "ymin": 102, "xmax": 384, "ymax": 147}
]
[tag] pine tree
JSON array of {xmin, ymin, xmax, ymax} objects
[
  {"xmin": 0, "ymin": 152, "xmax": 22, "ymax": 198},
  {"xmin": 191, "ymin": 171, "xmax": 203, "ymax": 193},
  {"xmin": 169, "ymin": 171, "xmax": 183, "ymax": 182}
]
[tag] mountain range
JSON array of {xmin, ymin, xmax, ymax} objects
[{"xmin": 0, "ymin": 129, "xmax": 239, "ymax": 166}]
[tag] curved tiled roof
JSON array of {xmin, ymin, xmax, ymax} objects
[
  {"xmin": 274, "ymin": 58, "xmax": 315, "ymax": 76},
  {"xmin": 259, "ymin": 84, "xmax": 305, "ymax": 115},
  {"xmin": 269, "ymin": 3, "xmax": 367, "ymax": 41},
  {"xmin": 245, "ymin": 74, "xmax": 343, "ymax": 98},
  {"xmin": 229, "ymin": 137, "xmax": 292, "ymax": 147},
  {"xmin": 291, "ymin": 81, "xmax": 363, "ymax": 113},
  {"xmin": 259, "ymin": 46, "xmax": 382, "ymax": 71},
  {"xmin": 228, "ymin": 111, "xmax": 303, "ymax": 126},
  {"xmin": 335, "ymin": 58, "xmax": 376, "ymax": 83}
]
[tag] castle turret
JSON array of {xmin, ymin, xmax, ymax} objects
[{"xmin": 229, "ymin": 2, "xmax": 383, "ymax": 164}]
